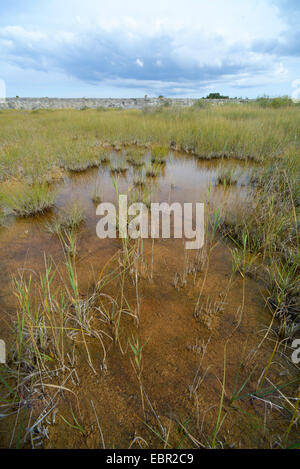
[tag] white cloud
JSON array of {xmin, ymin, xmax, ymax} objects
[
  {"xmin": 136, "ymin": 58, "xmax": 144, "ymax": 67},
  {"xmin": 0, "ymin": 78, "xmax": 6, "ymax": 101},
  {"xmin": 292, "ymin": 78, "xmax": 300, "ymax": 88},
  {"xmin": 277, "ymin": 63, "xmax": 287, "ymax": 73},
  {"xmin": 291, "ymin": 78, "xmax": 300, "ymax": 100}
]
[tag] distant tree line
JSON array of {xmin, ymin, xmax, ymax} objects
[{"xmin": 205, "ymin": 92, "xmax": 229, "ymax": 99}]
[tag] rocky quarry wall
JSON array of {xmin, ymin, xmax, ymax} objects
[{"xmin": 0, "ymin": 97, "xmax": 251, "ymax": 110}]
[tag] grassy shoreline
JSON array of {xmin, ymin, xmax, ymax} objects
[{"xmin": 0, "ymin": 103, "xmax": 299, "ymax": 182}]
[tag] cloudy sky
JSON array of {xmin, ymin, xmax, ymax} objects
[{"xmin": 0, "ymin": 0, "xmax": 299, "ymax": 98}]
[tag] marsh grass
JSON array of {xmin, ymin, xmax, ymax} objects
[
  {"xmin": 133, "ymin": 167, "xmax": 147, "ymax": 187},
  {"xmin": 227, "ymin": 341, "xmax": 300, "ymax": 443},
  {"xmin": 126, "ymin": 148, "xmax": 146, "ymax": 167},
  {"xmin": 216, "ymin": 164, "xmax": 239, "ymax": 185},
  {"xmin": 46, "ymin": 203, "xmax": 85, "ymax": 235},
  {"xmin": 210, "ymin": 345, "xmax": 226, "ymax": 448},
  {"xmin": 62, "ymin": 143, "xmax": 101, "ymax": 172},
  {"xmin": 0, "ymin": 104, "xmax": 299, "ymax": 185},
  {"xmin": 98, "ymin": 150, "xmax": 111, "ymax": 164},
  {"xmin": 0, "ymin": 264, "xmax": 78, "ymax": 447},
  {"xmin": 91, "ymin": 180, "xmax": 103, "ymax": 203},
  {"xmin": 110, "ymin": 156, "xmax": 128, "ymax": 174},
  {"xmin": 151, "ymin": 145, "xmax": 168, "ymax": 164},
  {"xmin": 219, "ymin": 150, "xmax": 299, "ymax": 331},
  {"xmin": 12, "ymin": 268, "xmax": 67, "ymax": 372},
  {"xmin": 0, "ymin": 260, "xmax": 99, "ymax": 446},
  {"xmin": 129, "ymin": 335, "xmax": 148, "ymax": 416},
  {"xmin": 146, "ymin": 162, "xmax": 161, "ymax": 178},
  {"xmin": 230, "ymin": 229, "xmax": 260, "ymax": 278},
  {"xmin": 266, "ymin": 258, "xmax": 300, "ymax": 319},
  {"xmin": 45, "ymin": 205, "xmax": 83, "ymax": 257},
  {"xmin": 59, "ymin": 227, "xmax": 78, "ymax": 257},
  {"xmin": 1, "ymin": 250, "xmax": 122, "ymax": 446},
  {"xmin": 0, "ymin": 181, "xmax": 57, "ymax": 217},
  {"xmin": 129, "ymin": 184, "xmax": 153, "ymax": 209},
  {"xmin": 0, "ymin": 209, "xmax": 5, "ymax": 226}
]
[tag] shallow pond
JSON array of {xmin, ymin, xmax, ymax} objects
[{"xmin": 0, "ymin": 151, "xmax": 296, "ymax": 449}]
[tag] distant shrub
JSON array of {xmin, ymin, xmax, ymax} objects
[
  {"xmin": 256, "ymin": 96, "xmax": 269, "ymax": 108},
  {"xmin": 205, "ymin": 93, "xmax": 229, "ymax": 99},
  {"xmin": 193, "ymin": 99, "xmax": 207, "ymax": 108},
  {"xmin": 271, "ymin": 96, "xmax": 293, "ymax": 108},
  {"xmin": 256, "ymin": 95, "xmax": 293, "ymax": 108}
]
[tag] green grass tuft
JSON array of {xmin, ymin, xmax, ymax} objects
[{"xmin": 0, "ymin": 182, "xmax": 57, "ymax": 217}]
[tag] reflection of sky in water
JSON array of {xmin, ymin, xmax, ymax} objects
[{"xmin": 58, "ymin": 154, "xmax": 253, "ymax": 217}]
